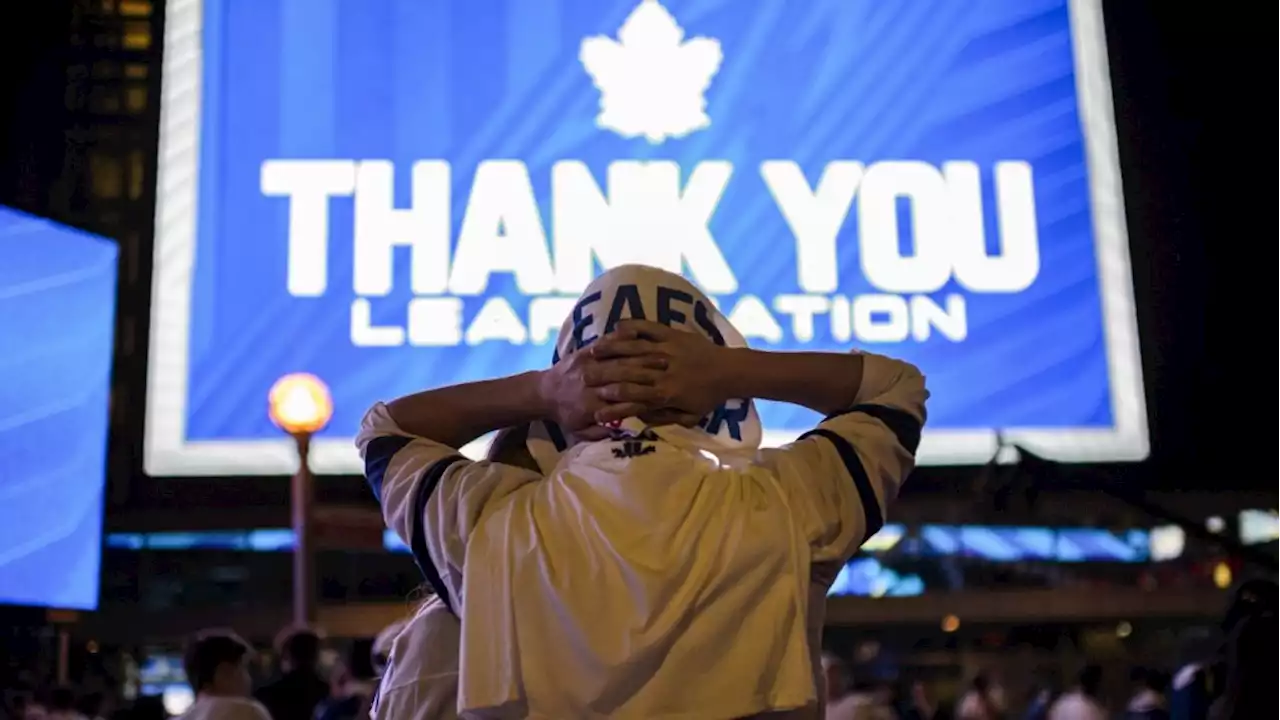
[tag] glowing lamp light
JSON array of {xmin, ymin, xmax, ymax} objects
[
  {"xmin": 268, "ymin": 373, "xmax": 333, "ymax": 435},
  {"xmin": 941, "ymin": 614, "xmax": 960, "ymax": 633}
]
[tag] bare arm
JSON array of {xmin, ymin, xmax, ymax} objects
[
  {"xmin": 711, "ymin": 348, "xmax": 865, "ymax": 417},
  {"xmin": 385, "ymin": 328, "xmax": 669, "ymax": 450},
  {"xmin": 385, "ymin": 372, "xmax": 549, "ymax": 451},
  {"xmin": 590, "ymin": 322, "xmax": 868, "ymax": 423},
  {"xmin": 356, "ymin": 331, "xmax": 671, "ymax": 609}
]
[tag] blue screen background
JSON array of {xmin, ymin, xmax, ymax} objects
[
  {"xmin": 0, "ymin": 206, "xmax": 116, "ymax": 610},
  {"xmin": 187, "ymin": 0, "xmax": 1113, "ymax": 442}
]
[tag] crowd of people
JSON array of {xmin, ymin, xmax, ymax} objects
[
  {"xmin": 815, "ymin": 584, "xmax": 1276, "ymax": 720},
  {"xmin": 3, "ymin": 265, "xmax": 1274, "ymax": 720},
  {"xmin": 1, "ymin": 627, "xmax": 385, "ymax": 720},
  {"xmin": 3, "ymin": 591, "xmax": 1274, "ymax": 720}
]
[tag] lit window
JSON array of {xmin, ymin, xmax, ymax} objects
[
  {"xmin": 90, "ymin": 154, "xmax": 124, "ymax": 199},
  {"xmin": 129, "ymin": 151, "xmax": 145, "ymax": 200},
  {"xmin": 126, "ymin": 85, "xmax": 147, "ymax": 114},
  {"xmin": 89, "ymin": 87, "xmax": 121, "ymax": 114},
  {"xmin": 120, "ymin": 0, "xmax": 154, "ymax": 17},
  {"xmin": 123, "ymin": 22, "xmax": 151, "ymax": 51}
]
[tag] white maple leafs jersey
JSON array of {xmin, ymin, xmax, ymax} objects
[
  {"xmin": 370, "ymin": 596, "xmax": 461, "ymax": 720},
  {"xmin": 357, "ymin": 353, "xmax": 927, "ymax": 720}
]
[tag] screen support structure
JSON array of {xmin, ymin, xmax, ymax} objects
[{"xmin": 1010, "ymin": 446, "xmax": 1274, "ymax": 571}]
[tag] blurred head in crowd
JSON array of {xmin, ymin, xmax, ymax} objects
[
  {"xmin": 1026, "ymin": 675, "xmax": 1057, "ymax": 712},
  {"xmin": 1176, "ymin": 626, "xmax": 1219, "ymax": 668},
  {"xmin": 275, "ymin": 628, "xmax": 321, "ymax": 674},
  {"xmin": 4, "ymin": 690, "xmax": 31, "ymax": 716},
  {"xmin": 184, "ymin": 631, "xmax": 254, "ymax": 697},
  {"xmin": 1130, "ymin": 667, "xmax": 1168, "ymax": 694},
  {"xmin": 46, "ymin": 690, "xmax": 75, "ymax": 715},
  {"xmin": 1077, "ymin": 664, "xmax": 1103, "ymax": 698},
  {"xmin": 74, "ymin": 693, "xmax": 104, "ymax": 720},
  {"xmin": 257, "ymin": 628, "xmax": 330, "ymax": 720},
  {"xmin": 846, "ymin": 671, "xmax": 891, "ymax": 704},
  {"xmin": 127, "ymin": 697, "xmax": 167, "ymax": 720},
  {"xmin": 820, "ymin": 652, "xmax": 848, "ymax": 702},
  {"xmin": 12, "ymin": 689, "xmax": 44, "ymax": 720},
  {"xmin": 1222, "ymin": 578, "xmax": 1277, "ymax": 632},
  {"xmin": 1032, "ymin": 670, "xmax": 1059, "ymax": 696},
  {"xmin": 888, "ymin": 678, "xmax": 931, "ymax": 718},
  {"xmin": 1212, "ymin": 612, "xmax": 1278, "ymax": 720},
  {"xmin": 871, "ymin": 682, "xmax": 895, "ymax": 707},
  {"xmin": 970, "ymin": 670, "xmax": 1007, "ymax": 705},
  {"xmin": 338, "ymin": 640, "xmax": 376, "ymax": 686},
  {"xmin": 957, "ymin": 670, "xmax": 1008, "ymax": 718}
]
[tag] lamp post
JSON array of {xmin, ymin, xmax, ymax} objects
[{"xmin": 268, "ymin": 373, "xmax": 334, "ymax": 627}]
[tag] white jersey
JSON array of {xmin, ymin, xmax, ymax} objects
[
  {"xmin": 368, "ymin": 575, "xmax": 838, "ymax": 720},
  {"xmin": 371, "ymin": 596, "xmax": 461, "ymax": 720},
  {"xmin": 357, "ymin": 353, "xmax": 926, "ymax": 720},
  {"xmin": 370, "ymin": 578, "xmax": 837, "ymax": 720}
]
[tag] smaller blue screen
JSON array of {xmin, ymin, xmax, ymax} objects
[{"xmin": 0, "ymin": 207, "xmax": 117, "ymax": 611}]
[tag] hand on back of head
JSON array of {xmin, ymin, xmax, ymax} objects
[
  {"xmin": 594, "ymin": 320, "xmax": 730, "ymax": 424},
  {"xmin": 539, "ymin": 319, "xmax": 726, "ymax": 438}
]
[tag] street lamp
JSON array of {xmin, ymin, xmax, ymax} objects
[{"xmin": 268, "ymin": 373, "xmax": 333, "ymax": 627}]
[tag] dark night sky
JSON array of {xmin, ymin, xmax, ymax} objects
[
  {"xmin": 0, "ymin": 3, "xmax": 72, "ymax": 212},
  {"xmin": 1098, "ymin": 2, "xmax": 1271, "ymax": 491},
  {"xmin": 0, "ymin": 2, "xmax": 1273, "ymax": 491}
]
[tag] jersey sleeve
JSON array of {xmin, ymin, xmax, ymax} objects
[
  {"xmin": 356, "ymin": 402, "xmax": 541, "ymax": 613},
  {"xmin": 759, "ymin": 353, "xmax": 928, "ymax": 564}
]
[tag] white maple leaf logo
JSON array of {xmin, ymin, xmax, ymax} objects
[{"xmin": 580, "ymin": 0, "xmax": 723, "ymax": 144}]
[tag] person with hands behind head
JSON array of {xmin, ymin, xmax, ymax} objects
[
  {"xmin": 589, "ymin": 315, "xmax": 923, "ymax": 720},
  {"xmin": 357, "ymin": 264, "xmax": 928, "ymax": 720},
  {"xmin": 589, "ymin": 318, "xmax": 873, "ymax": 424}
]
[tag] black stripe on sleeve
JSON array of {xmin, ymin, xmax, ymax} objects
[
  {"xmin": 363, "ymin": 435, "xmax": 415, "ymax": 503},
  {"xmin": 408, "ymin": 454, "xmax": 468, "ymax": 615},
  {"xmin": 797, "ymin": 428, "xmax": 884, "ymax": 542},
  {"xmin": 545, "ymin": 421, "xmax": 569, "ymax": 452},
  {"xmin": 825, "ymin": 403, "xmax": 923, "ymax": 455}
]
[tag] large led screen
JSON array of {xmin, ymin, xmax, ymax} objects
[
  {"xmin": 147, "ymin": 0, "xmax": 1146, "ymax": 476},
  {"xmin": 0, "ymin": 207, "xmax": 116, "ymax": 610}
]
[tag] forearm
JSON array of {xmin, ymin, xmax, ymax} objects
[
  {"xmin": 385, "ymin": 371, "xmax": 549, "ymax": 449},
  {"xmin": 715, "ymin": 348, "xmax": 864, "ymax": 417}
]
